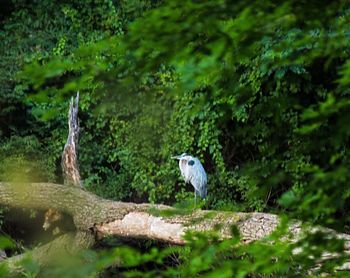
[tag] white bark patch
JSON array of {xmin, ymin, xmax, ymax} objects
[{"xmin": 96, "ymin": 212, "xmax": 186, "ymax": 244}]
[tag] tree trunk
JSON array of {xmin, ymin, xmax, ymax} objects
[
  {"xmin": 0, "ymin": 182, "xmax": 286, "ymax": 243},
  {"xmin": 0, "ymin": 182, "xmax": 349, "ymax": 245},
  {"xmin": 1, "ymin": 182, "xmax": 350, "ymax": 274}
]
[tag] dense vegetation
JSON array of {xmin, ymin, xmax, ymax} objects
[{"xmin": 2, "ymin": 0, "xmax": 350, "ymax": 276}]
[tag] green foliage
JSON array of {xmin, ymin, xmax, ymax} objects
[
  {"xmin": 9, "ymin": 223, "xmax": 349, "ymax": 277},
  {"xmin": 3, "ymin": 0, "xmax": 350, "ymax": 276},
  {"xmin": 0, "ymin": 136, "xmax": 56, "ymax": 182},
  {"xmin": 2, "ymin": 0, "xmax": 350, "ymax": 214}
]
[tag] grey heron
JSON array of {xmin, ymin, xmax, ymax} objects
[{"xmin": 172, "ymin": 153, "xmax": 207, "ymax": 202}]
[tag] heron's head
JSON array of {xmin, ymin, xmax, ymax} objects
[{"xmin": 171, "ymin": 153, "xmax": 191, "ymax": 160}]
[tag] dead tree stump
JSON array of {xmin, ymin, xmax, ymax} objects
[{"xmin": 61, "ymin": 92, "xmax": 82, "ymax": 188}]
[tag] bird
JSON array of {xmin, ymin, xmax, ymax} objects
[{"xmin": 172, "ymin": 153, "xmax": 207, "ymax": 202}]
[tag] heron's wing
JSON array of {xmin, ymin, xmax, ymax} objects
[
  {"xmin": 179, "ymin": 160, "xmax": 187, "ymax": 181},
  {"xmin": 188, "ymin": 158, "xmax": 207, "ymax": 198}
]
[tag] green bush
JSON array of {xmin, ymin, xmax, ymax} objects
[
  {"xmin": 2, "ymin": 0, "xmax": 350, "ymax": 224},
  {"xmin": 0, "ymin": 136, "xmax": 56, "ymax": 182}
]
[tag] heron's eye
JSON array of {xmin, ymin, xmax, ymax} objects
[{"xmin": 188, "ymin": 160, "xmax": 195, "ymax": 166}]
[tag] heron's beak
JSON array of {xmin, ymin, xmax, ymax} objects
[{"xmin": 171, "ymin": 155, "xmax": 181, "ymax": 160}]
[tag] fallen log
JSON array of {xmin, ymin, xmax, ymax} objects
[
  {"xmin": 0, "ymin": 182, "xmax": 284, "ymax": 244},
  {"xmin": 1, "ymin": 182, "xmax": 350, "ymax": 245},
  {"xmin": 1, "ymin": 182, "xmax": 350, "ymax": 274}
]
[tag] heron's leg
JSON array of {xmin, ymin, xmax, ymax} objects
[{"xmin": 194, "ymin": 189, "xmax": 197, "ymax": 207}]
